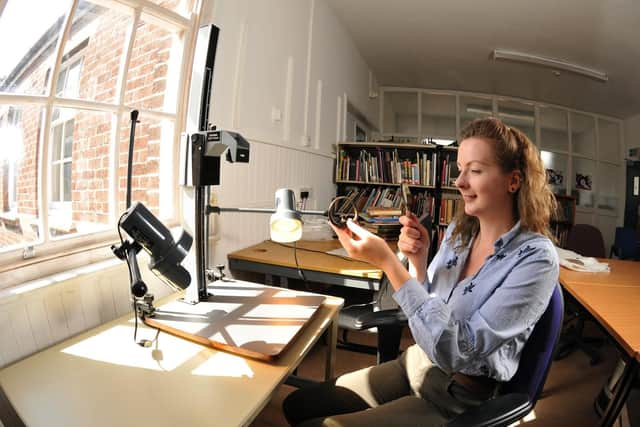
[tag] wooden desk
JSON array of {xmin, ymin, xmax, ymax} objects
[
  {"xmin": 559, "ymin": 261, "xmax": 640, "ymax": 427},
  {"xmin": 0, "ymin": 281, "xmax": 343, "ymax": 427},
  {"xmin": 560, "ymin": 258, "xmax": 640, "ymax": 288},
  {"xmin": 228, "ymin": 239, "xmax": 387, "ymax": 291}
]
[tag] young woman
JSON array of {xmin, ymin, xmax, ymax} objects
[{"xmin": 283, "ymin": 117, "xmax": 560, "ymax": 426}]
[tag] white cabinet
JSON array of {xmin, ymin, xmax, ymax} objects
[{"xmin": 380, "ymin": 87, "xmax": 625, "ymax": 248}]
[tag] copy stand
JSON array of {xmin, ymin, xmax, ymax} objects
[{"xmin": 140, "ymin": 129, "xmax": 325, "ymax": 361}]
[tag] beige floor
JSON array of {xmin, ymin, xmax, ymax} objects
[{"xmin": 251, "ymin": 324, "xmax": 630, "ymax": 427}]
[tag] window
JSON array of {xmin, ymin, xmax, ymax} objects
[{"xmin": 0, "ymin": 0, "xmax": 201, "ymax": 277}]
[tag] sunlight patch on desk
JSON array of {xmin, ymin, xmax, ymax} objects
[
  {"xmin": 335, "ymin": 267, "xmax": 380, "ymax": 277},
  {"xmin": 210, "ymin": 287, "xmax": 264, "ymax": 297},
  {"xmin": 245, "ymin": 303, "xmax": 320, "ymax": 319},
  {"xmin": 212, "ymin": 324, "xmax": 301, "ymax": 345},
  {"xmin": 61, "ymin": 325, "xmax": 201, "ymax": 371},
  {"xmin": 191, "ymin": 351, "xmax": 255, "ymax": 378}
]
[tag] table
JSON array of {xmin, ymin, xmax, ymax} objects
[
  {"xmin": 0, "ymin": 281, "xmax": 343, "ymax": 427},
  {"xmin": 227, "ymin": 239, "xmax": 387, "ymax": 291},
  {"xmin": 559, "ymin": 259, "xmax": 640, "ymax": 427}
]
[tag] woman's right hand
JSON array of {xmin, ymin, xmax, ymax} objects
[{"xmin": 398, "ymin": 212, "xmax": 430, "ymax": 279}]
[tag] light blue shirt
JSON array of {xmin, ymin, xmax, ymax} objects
[{"xmin": 393, "ymin": 220, "xmax": 559, "ymax": 381}]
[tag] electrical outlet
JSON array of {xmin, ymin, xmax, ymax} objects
[
  {"xmin": 296, "ymin": 187, "xmax": 312, "ymax": 210},
  {"xmin": 299, "ymin": 187, "xmax": 312, "ymax": 200}
]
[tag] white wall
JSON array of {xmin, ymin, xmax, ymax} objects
[
  {"xmin": 205, "ymin": 0, "xmax": 377, "ymax": 268},
  {"xmin": 0, "ymin": 0, "xmax": 376, "ymax": 366}
]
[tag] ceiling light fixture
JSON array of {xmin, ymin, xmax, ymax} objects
[
  {"xmin": 492, "ymin": 48, "xmax": 608, "ymax": 83},
  {"xmin": 465, "ymin": 105, "xmax": 535, "ymax": 124}
]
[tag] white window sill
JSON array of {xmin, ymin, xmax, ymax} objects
[
  {"xmin": 0, "ymin": 256, "xmax": 123, "ymax": 303},
  {"xmin": 0, "ymin": 243, "xmax": 120, "ymax": 297}
]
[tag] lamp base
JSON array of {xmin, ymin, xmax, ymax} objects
[{"xmin": 143, "ymin": 279, "xmax": 325, "ymax": 361}]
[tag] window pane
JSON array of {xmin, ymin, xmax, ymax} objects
[
  {"xmin": 539, "ymin": 107, "xmax": 568, "ymax": 152},
  {"xmin": 119, "ymin": 114, "xmax": 174, "ymax": 219},
  {"xmin": 571, "ymin": 112, "xmax": 596, "ymax": 158},
  {"xmin": 55, "ymin": 68, "xmax": 67, "ymax": 96},
  {"xmin": 63, "ymin": 119, "xmax": 74, "ymax": 158},
  {"xmin": 52, "ymin": 124, "xmax": 63, "ymax": 160},
  {"xmin": 0, "ymin": 105, "xmax": 43, "ymax": 251},
  {"xmin": 382, "ymin": 91, "xmax": 418, "ymax": 138},
  {"xmin": 0, "ymin": 0, "xmax": 71, "ymax": 95},
  {"xmin": 421, "ymin": 93, "xmax": 456, "ymax": 140},
  {"xmin": 49, "ymin": 108, "xmax": 112, "ymax": 238},
  {"xmin": 124, "ymin": 16, "xmax": 184, "ymax": 113},
  {"xmin": 497, "ymin": 99, "xmax": 535, "ymax": 143},
  {"xmin": 51, "ymin": 163, "xmax": 61, "ymax": 202},
  {"xmin": 63, "ymin": 162, "xmax": 72, "ymax": 201},
  {"xmin": 61, "ymin": 1, "xmax": 132, "ymax": 104}
]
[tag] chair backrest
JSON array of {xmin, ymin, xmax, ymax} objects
[
  {"xmin": 500, "ymin": 283, "xmax": 564, "ymax": 401},
  {"xmin": 565, "ymin": 224, "xmax": 606, "ymax": 258},
  {"xmin": 613, "ymin": 227, "xmax": 638, "ymax": 260}
]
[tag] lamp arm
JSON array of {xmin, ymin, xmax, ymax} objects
[
  {"xmin": 207, "ymin": 205, "xmax": 327, "ymax": 217},
  {"xmin": 299, "ymin": 209, "xmax": 328, "ymax": 216}
]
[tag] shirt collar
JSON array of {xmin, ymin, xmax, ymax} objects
[{"xmin": 493, "ymin": 220, "xmax": 522, "ymax": 250}]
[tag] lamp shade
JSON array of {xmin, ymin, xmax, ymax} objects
[{"xmin": 270, "ymin": 188, "xmax": 303, "ymax": 242}]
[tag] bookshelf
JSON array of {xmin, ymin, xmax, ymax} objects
[
  {"xmin": 335, "ymin": 141, "xmax": 461, "ymax": 247},
  {"xmin": 551, "ymin": 194, "xmax": 576, "ymax": 247}
]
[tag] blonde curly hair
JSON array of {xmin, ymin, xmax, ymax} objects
[{"xmin": 450, "ymin": 117, "xmax": 557, "ymax": 248}]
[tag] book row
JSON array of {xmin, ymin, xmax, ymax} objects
[{"xmin": 337, "ymin": 148, "xmax": 458, "ymax": 187}]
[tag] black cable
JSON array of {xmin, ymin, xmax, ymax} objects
[
  {"xmin": 292, "ymin": 241, "xmax": 310, "ymax": 291},
  {"xmin": 272, "ymin": 241, "xmax": 389, "ymax": 308},
  {"xmin": 270, "ymin": 240, "xmax": 356, "ymax": 262}
]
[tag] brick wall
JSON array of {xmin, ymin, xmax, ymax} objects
[{"xmin": 0, "ymin": 1, "xmax": 179, "ymax": 245}]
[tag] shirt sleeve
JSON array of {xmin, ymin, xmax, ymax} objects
[{"xmin": 393, "ymin": 240, "xmax": 558, "ymax": 377}]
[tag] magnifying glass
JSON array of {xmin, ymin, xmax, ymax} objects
[{"xmin": 328, "ymin": 196, "xmax": 359, "ymax": 228}]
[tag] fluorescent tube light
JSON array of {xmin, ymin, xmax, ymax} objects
[
  {"xmin": 492, "ymin": 49, "xmax": 608, "ymax": 82},
  {"xmin": 465, "ymin": 105, "xmax": 535, "ymax": 125}
]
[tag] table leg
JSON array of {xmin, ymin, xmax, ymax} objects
[
  {"xmin": 325, "ymin": 311, "xmax": 339, "ymax": 381},
  {"xmin": 599, "ymin": 356, "xmax": 639, "ymax": 427}
]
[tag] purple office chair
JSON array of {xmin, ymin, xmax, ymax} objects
[{"xmin": 446, "ymin": 283, "xmax": 564, "ymax": 427}]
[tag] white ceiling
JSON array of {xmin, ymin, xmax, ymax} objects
[{"xmin": 325, "ymin": 0, "xmax": 640, "ymax": 119}]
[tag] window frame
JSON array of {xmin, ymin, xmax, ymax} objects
[{"xmin": 0, "ymin": 0, "xmax": 203, "ymax": 285}]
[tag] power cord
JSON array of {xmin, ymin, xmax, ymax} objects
[
  {"xmin": 292, "ymin": 241, "xmax": 310, "ymax": 291},
  {"xmin": 271, "ymin": 240, "xmax": 386, "ymax": 309},
  {"xmin": 270, "ymin": 240, "xmax": 356, "ymax": 262}
]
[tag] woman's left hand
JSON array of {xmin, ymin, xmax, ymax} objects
[{"xmin": 330, "ymin": 219, "xmax": 395, "ymax": 268}]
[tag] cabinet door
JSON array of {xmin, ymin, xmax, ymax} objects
[
  {"xmin": 382, "ymin": 91, "xmax": 418, "ymax": 138},
  {"xmin": 571, "ymin": 112, "xmax": 596, "ymax": 158},
  {"xmin": 497, "ymin": 99, "xmax": 535, "ymax": 143},
  {"xmin": 459, "ymin": 96, "xmax": 492, "ymax": 128},
  {"xmin": 597, "ymin": 162, "xmax": 620, "ymax": 213},
  {"xmin": 421, "ymin": 93, "xmax": 456, "ymax": 141},
  {"xmin": 541, "ymin": 151, "xmax": 569, "ymax": 196},
  {"xmin": 572, "ymin": 157, "xmax": 596, "ymax": 208},
  {"xmin": 598, "ymin": 119, "xmax": 621, "ymax": 164},
  {"xmin": 539, "ymin": 106, "xmax": 568, "ymax": 153}
]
